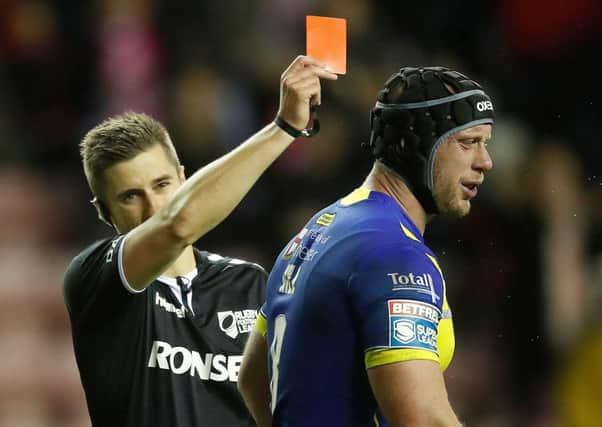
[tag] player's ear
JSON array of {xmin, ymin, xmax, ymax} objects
[
  {"xmin": 178, "ymin": 164, "xmax": 186, "ymax": 182},
  {"xmin": 91, "ymin": 196, "xmax": 114, "ymax": 228}
]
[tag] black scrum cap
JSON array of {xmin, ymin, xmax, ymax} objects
[{"xmin": 365, "ymin": 67, "xmax": 494, "ymax": 213}]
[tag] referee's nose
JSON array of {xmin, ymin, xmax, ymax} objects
[{"xmin": 143, "ymin": 192, "xmax": 162, "ymax": 220}]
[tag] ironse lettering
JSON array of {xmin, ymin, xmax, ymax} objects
[{"xmin": 147, "ymin": 341, "xmax": 241, "ymax": 382}]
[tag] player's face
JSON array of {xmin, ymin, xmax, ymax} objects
[
  {"xmin": 432, "ymin": 124, "xmax": 493, "ymax": 218},
  {"xmin": 100, "ymin": 143, "xmax": 185, "ymax": 233}
]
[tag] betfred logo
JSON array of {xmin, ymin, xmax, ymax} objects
[
  {"xmin": 388, "ymin": 300, "xmax": 440, "ymax": 323},
  {"xmin": 147, "ymin": 341, "xmax": 241, "ymax": 382},
  {"xmin": 476, "ymin": 100, "xmax": 493, "ymax": 112}
]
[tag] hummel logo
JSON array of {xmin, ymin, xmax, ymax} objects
[{"xmin": 155, "ymin": 292, "xmax": 185, "ymax": 318}]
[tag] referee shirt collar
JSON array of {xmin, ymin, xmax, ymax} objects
[{"xmin": 157, "ymin": 268, "xmax": 198, "ymax": 312}]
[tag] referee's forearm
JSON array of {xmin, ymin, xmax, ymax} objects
[{"xmin": 163, "ymin": 122, "xmax": 294, "ymax": 244}]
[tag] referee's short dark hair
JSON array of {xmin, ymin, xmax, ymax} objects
[{"xmin": 80, "ymin": 112, "xmax": 181, "ymax": 199}]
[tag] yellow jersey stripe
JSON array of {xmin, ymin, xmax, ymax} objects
[
  {"xmin": 425, "ymin": 253, "xmax": 449, "ymax": 310},
  {"xmin": 400, "ymin": 223, "xmax": 421, "ymax": 242},
  {"xmin": 373, "ymin": 413, "xmax": 380, "ymax": 427},
  {"xmin": 365, "ymin": 348, "xmax": 439, "ymax": 369},
  {"xmin": 340, "ymin": 188, "xmax": 371, "ymax": 206},
  {"xmin": 425, "ymin": 253, "xmax": 442, "ymax": 276},
  {"xmin": 255, "ymin": 311, "xmax": 268, "ymax": 337},
  {"xmin": 316, "ymin": 213, "xmax": 336, "ymax": 226}
]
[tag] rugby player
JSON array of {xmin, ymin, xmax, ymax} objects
[{"xmin": 239, "ymin": 67, "xmax": 494, "ymax": 426}]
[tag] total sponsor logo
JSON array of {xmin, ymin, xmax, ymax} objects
[
  {"xmin": 388, "ymin": 299, "xmax": 439, "ymax": 351},
  {"xmin": 147, "ymin": 340, "xmax": 241, "ymax": 382},
  {"xmin": 218, "ymin": 309, "xmax": 258, "ymax": 339},
  {"xmin": 387, "ymin": 272, "xmax": 440, "ymax": 303},
  {"xmin": 155, "ymin": 292, "xmax": 185, "ymax": 318}
]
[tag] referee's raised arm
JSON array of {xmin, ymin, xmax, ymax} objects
[
  {"xmin": 68, "ymin": 55, "xmax": 337, "ymax": 427},
  {"xmin": 81, "ymin": 55, "xmax": 337, "ymax": 291}
]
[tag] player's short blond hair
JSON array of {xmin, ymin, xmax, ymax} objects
[{"xmin": 80, "ymin": 112, "xmax": 180, "ymax": 199}]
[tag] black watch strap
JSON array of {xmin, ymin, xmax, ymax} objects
[
  {"xmin": 274, "ymin": 107, "xmax": 321, "ymax": 138},
  {"xmin": 274, "ymin": 115, "xmax": 304, "ymax": 138}
]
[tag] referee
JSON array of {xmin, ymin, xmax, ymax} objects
[{"xmin": 63, "ymin": 56, "xmax": 337, "ymax": 427}]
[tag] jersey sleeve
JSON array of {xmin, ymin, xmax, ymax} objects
[
  {"xmin": 347, "ymin": 243, "xmax": 446, "ymax": 370},
  {"xmin": 240, "ymin": 264, "xmax": 268, "ymax": 336},
  {"xmin": 63, "ymin": 234, "xmax": 141, "ymax": 326},
  {"xmin": 255, "ymin": 304, "xmax": 268, "ymax": 337}
]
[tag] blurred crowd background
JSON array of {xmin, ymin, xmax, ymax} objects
[{"xmin": 0, "ymin": 0, "xmax": 600, "ymax": 426}]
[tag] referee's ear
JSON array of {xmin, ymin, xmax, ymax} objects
[{"xmin": 91, "ymin": 196, "xmax": 115, "ymax": 229}]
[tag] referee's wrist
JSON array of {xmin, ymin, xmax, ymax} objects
[{"xmin": 274, "ymin": 115, "xmax": 304, "ymax": 138}]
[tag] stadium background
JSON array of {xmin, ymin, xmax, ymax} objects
[{"xmin": 0, "ymin": 0, "xmax": 600, "ymax": 425}]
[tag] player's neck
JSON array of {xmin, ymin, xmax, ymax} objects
[
  {"xmin": 361, "ymin": 162, "xmax": 427, "ymax": 234},
  {"xmin": 162, "ymin": 246, "xmax": 197, "ymax": 278}
]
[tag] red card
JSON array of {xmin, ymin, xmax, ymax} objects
[{"xmin": 306, "ymin": 15, "xmax": 347, "ymax": 75}]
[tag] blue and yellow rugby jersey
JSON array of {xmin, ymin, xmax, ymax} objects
[{"xmin": 259, "ymin": 188, "xmax": 455, "ymax": 427}]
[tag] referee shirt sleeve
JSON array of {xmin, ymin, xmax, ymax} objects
[{"xmin": 64, "ymin": 235, "xmax": 140, "ymax": 325}]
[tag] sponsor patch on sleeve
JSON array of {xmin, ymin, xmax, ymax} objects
[{"xmin": 388, "ymin": 299, "xmax": 441, "ymax": 352}]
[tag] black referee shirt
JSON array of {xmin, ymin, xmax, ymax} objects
[{"xmin": 64, "ymin": 235, "xmax": 266, "ymax": 427}]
